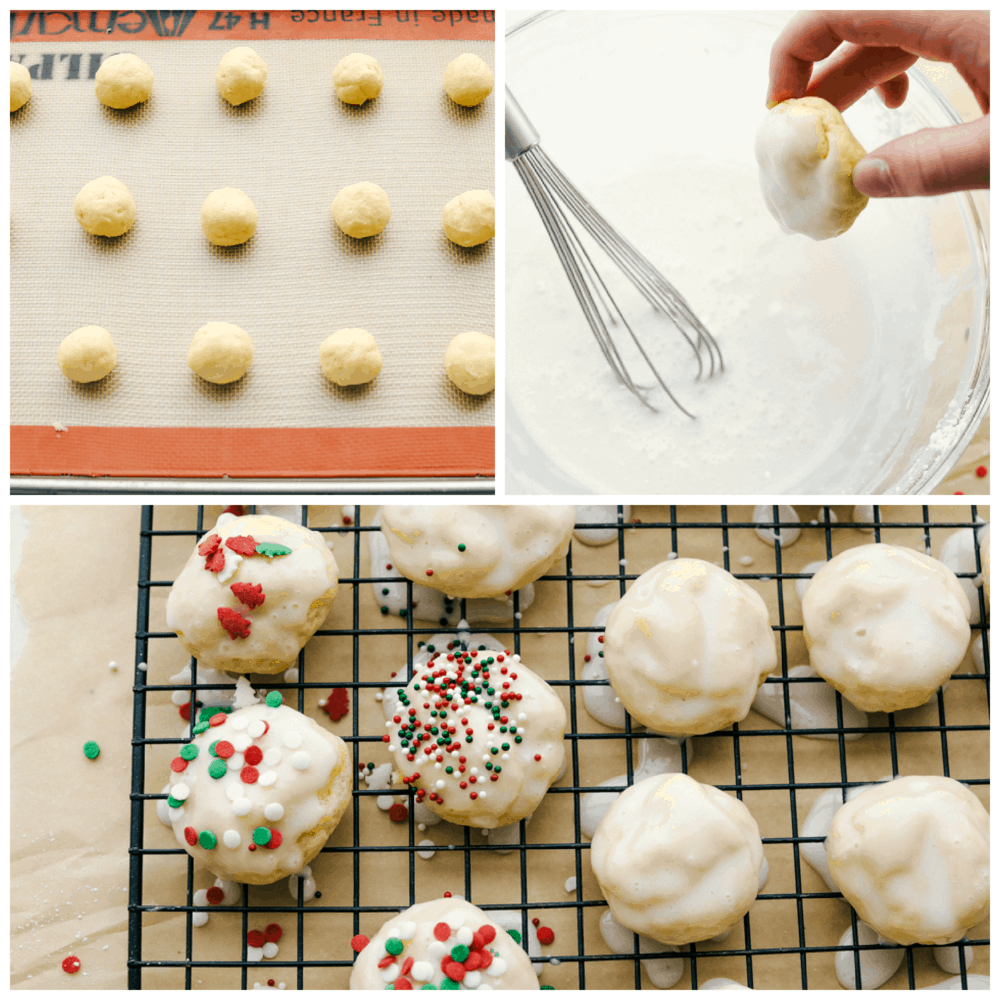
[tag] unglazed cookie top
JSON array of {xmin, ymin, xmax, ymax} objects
[
  {"xmin": 350, "ymin": 897, "xmax": 540, "ymax": 990},
  {"xmin": 166, "ymin": 699, "xmax": 350, "ymax": 884},
  {"xmin": 802, "ymin": 544, "xmax": 971, "ymax": 712},
  {"xmin": 382, "ymin": 633, "xmax": 566, "ymax": 829},
  {"xmin": 591, "ymin": 772, "xmax": 764, "ymax": 945},
  {"xmin": 603, "ymin": 558, "xmax": 777, "ymax": 735},
  {"xmin": 827, "ymin": 775, "xmax": 989, "ymax": 945},
  {"xmin": 380, "ymin": 505, "xmax": 576, "ymax": 600},
  {"xmin": 166, "ymin": 513, "xmax": 339, "ymax": 673}
]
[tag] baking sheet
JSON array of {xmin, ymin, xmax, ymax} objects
[{"xmin": 10, "ymin": 504, "xmax": 989, "ymax": 989}]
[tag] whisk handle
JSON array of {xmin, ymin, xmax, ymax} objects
[{"xmin": 505, "ymin": 86, "xmax": 540, "ymax": 161}]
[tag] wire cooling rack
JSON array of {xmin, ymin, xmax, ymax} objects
[{"xmin": 129, "ymin": 504, "xmax": 990, "ymax": 989}]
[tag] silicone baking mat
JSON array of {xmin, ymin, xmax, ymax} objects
[
  {"xmin": 12, "ymin": 503, "xmax": 988, "ymax": 989},
  {"xmin": 10, "ymin": 10, "xmax": 495, "ymax": 481}
]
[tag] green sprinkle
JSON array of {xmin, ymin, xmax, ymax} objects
[
  {"xmin": 421, "ymin": 986, "xmax": 438, "ymax": 991},
  {"xmin": 198, "ymin": 830, "xmax": 217, "ymax": 850},
  {"xmin": 541, "ymin": 985, "xmax": 556, "ymax": 989},
  {"xmin": 441, "ymin": 981, "xmax": 460, "ymax": 991},
  {"xmin": 256, "ymin": 542, "xmax": 292, "ymax": 558},
  {"xmin": 445, "ymin": 766, "xmax": 454, "ymax": 774},
  {"xmin": 252, "ymin": 826, "xmax": 272, "ymax": 846},
  {"xmin": 208, "ymin": 759, "xmax": 227, "ymax": 779},
  {"xmin": 493, "ymin": 766, "xmax": 501, "ymax": 774},
  {"xmin": 167, "ymin": 795, "xmax": 184, "ymax": 808},
  {"xmin": 209, "ymin": 740, "xmax": 220, "ymax": 757},
  {"xmin": 399, "ymin": 608, "xmax": 407, "ymax": 617},
  {"xmin": 490, "ymin": 747, "xmax": 499, "ymax": 755},
  {"xmin": 385, "ymin": 986, "xmax": 395, "ymax": 991},
  {"xmin": 386, "ymin": 937, "xmax": 404, "ymax": 956},
  {"xmin": 457, "ymin": 543, "xmax": 466, "ymax": 552},
  {"xmin": 514, "ymin": 736, "xmax": 523, "ymax": 744},
  {"xmin": 450, "ymin": 944, "xmax": 469, "ymax": 962},
  {"xmin": 507, "ymin": 928, "xmax": 521, "ymax": 944},
  {"xmin": 266, "ymin": 691, "xmax": 283, "ymax": 708},
  {"xmin": 501, "ymin": 743, "xmax": 510, "ymax": 751},
  {"xmin": 83, "ymin": 740, "xmax": 100, "ymax": 760},
  {"xmin": 382, "ymin": 587, "xmax": 389, "ymax": 595},
  {"xmin": 381, "ymin": 606, "xmax": 389, "ymax": 615},
  {"xmin": 180, "ymin": 744, "xmax": 199, "ymax": 761},
  {"xmin": 193, "ymin": 722, "xmax": 210, "ymax": 735},
  {"xmin": 426, "ymin": 645, "xmax": 435, "ymax": 652}
]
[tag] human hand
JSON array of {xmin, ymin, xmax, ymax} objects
[{"xmin": 765, "ymin": 11, "xmax": 989, "ymax": 197}]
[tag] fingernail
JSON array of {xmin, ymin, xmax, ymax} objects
[{"xmin": 853, "ymin": 158, "xmax": 893, "ymax": 197}]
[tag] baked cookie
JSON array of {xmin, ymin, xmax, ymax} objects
[
  {"xmin": 350, "ymin": 897, "xmax": 540, "ymax": 989},
  {"xmin": 827, "ymin": 775, "xmax": 989, "ymax": 945},
  {"xmin": 379, "ymin": 505, "xmax": 575, "ymax": 600},
  {"xmin": 166, "ymin": 512, "xmax": 338, "ymax": 674},
  {"xmin": 603, "ymin": 558, "xmax": 777, "ymax": 735},
  {"xmin": 165, "ymin": 695, "xmax": 351, "ymax": 884},
  {"xmin": 802, "ymin": 544, "xmax": 971, "ymax": 712},
  {"xmin": 382, "ymin": 632, "xmax": 566, "ymax": 829},
  {"xmin": 591, "ymin": 772, "xmax": 765, "ymax": 945}
]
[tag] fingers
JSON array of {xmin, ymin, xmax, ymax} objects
[
  {"xmin": 852, "ymin": 114, "xmax": 990, "ymax": 197},
  {"xmin": 876, "ymin": 73, "xmax": 909, "ymax": 109},
  {"xmin": 799, "ymin": 41, "xmax": 918, "ymax": 111}
]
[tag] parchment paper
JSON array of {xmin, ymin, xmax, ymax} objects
[{"xmin": 10, "ymin": 504, "xmax": 989, "ymax": 989}]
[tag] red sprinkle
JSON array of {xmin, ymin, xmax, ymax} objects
[
  {"xmin": 241, "ymin": 765, "xmax": 260, "ymax": 784},
  {"xmin": 954, "ymin": 491, "xmax": 965, "ymax": 495},
  {"xmin": 464, "ymin": 951, "xmax": 482, "ymax": 971},
  {"xmin": 534, "ymin": 754, "xmax": 542, "ymax": 762},
  {"xmin": 343, "ymin": 515, "xmax": 353, "ymax": 525},
  {"xmin": 378, "ymin": 955, "xmax": 396, "ymax": 969},
  {"xmin": 400, "ymin": 956, "xmax": 414, "ymax": 977},
  {"xmin": 183, "ymin": 827, "xmax": 197, "ymax": 846},
  {"xmin": 198, "ymin": 534, "xmax": 221, "ymax": 556},
  {"xmin": 243, "ymin": 745, "xmax": 264, "ymax": 766},
  {"xmin": 225, "ymin": 534, "xmax": 259, "ymax": 556},
  {"xmin": 478, "ymin": 949, "xmax": 493, "ymax": 969},
  {"xmin": 264, "ymin": 923, "xmax": 283, "ymax": 942},
  {"xmin": 231, "ymin": 581, "xmax": 266, "ymax": 609},
  {"xmin": 218, "ymin": 606, "xmax": 252, "ymax": 639},
  {"xmin": 537, "ymin": 926, "xmax": 555, "ymax": 945},
  {"xmin": 179, "ymin": 702, "xmax": 192, "ymax": 721},
  {"xmin": 433, "ymin": 922, "xmax": 451, "ymax": 941},
  {"xmin": 445, "ymin": 961, "xmax": 466, "ymax": 981},
  {"xmin": 478, "ymin": 924, "xmax": 496, "ymax": 944},
  {"xmin": 321, "ymin": 687, "xmax": 350, "ymax": 722},
  {"xmin": 248, "ymin": 843, "xmax": 256, "ymax": 851},
  {"xmin": 62, "ymin": 955, "xmax": 81, "ymax": 974},
  {"xmin": 426, "ymin": 569, "xmax": 434, "ymax": 576},
  {"xmin": 266, "ymin": 829, "xmax": 283, "ymax": 849},
  {"xmin": 209, "ymin": 712, "xmax": 228, "ymax": 727},
  {"xmin": 222, "ymin": 505, "xmax": 245, "ymax": 517},
  {"xmin": 976, "ymin": 465, "xmax": 988, "ymax": 478},
  {"xmin": 388, "ymin": 803, "xmax": 409, "ymax": 823},
  {"xmin": 351, "ymin": 934, "xmax": 370, "ymax": 953},
  {"xmin": 206, "ymin": 548, "xmax": 226, "ymax": 573},
  {"xmin": 247, "ymin": 929, "xmax": 266, "ymax": 948},
  {"xmin": 394, "ymin": 978, "xmax": 413, "ymax": 990},
  {"xmin": 170, "ymin": 757, "xmax": 188, "ymax": 772},
  {"xmin": 532, "ymin": 918, "xmax": 540, "ymax": 927},
  {"xmin": 206, "ymin": 886, "xmax": 224, "ymax": 905},
  {"xmin": 443, "ymin": 892, "xmax": 452, "ymax": 898},
  {"xmin": 215, "ymin": 740, "xmax": 235, "ymax": 759}
]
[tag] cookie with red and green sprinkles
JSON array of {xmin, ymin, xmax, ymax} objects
[
  {"xmin": 380, "ymin": 631, "xmax": 567, "ymax": 829},
  {"xmin": 349, "ymin": 897, "xmax": 541, "ymax": 990}
]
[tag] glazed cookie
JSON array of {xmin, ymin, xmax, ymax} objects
[
  {"xmin": 382, "ymin": 633, "xmax": 566, "ymax": 829},
  {"xmin": 350, "ymin": 897, "xmax": 540, "ymax": 989},
  {"xmin": 802, "ymin": 544, "xmax": 971, "ymax": 712},
  {"xmin": 166, "ymin": 512, "xmax": 338, "ymax": 673},
  {"xmin": 165, "ymin": 695, "xmax": 351, "ymax": 884},
  {"xmin": 827, "ymin": 775, "xmax": 989, "ymax": 945},
  {"xmin": 591, "ymin": 772, "xmax": 765, "ymax": 945},
  {"xmin": 603, "ymin": 558, "xmax": 777, "ymax": 735},
  {"xmin": 380, "ymin": 505, "xmax": 576, "ymax": 600}
]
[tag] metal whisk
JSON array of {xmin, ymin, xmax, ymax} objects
[{"xmin": 505, "ymin": 87, "xmax": 724, "ymax": 416}]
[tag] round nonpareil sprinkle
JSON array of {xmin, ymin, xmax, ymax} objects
[
  {"xmin": 180, "ymin": 744, "xmax": 200, "ymax": 760},
  {"xmin": 62, "ymin": 955, "xmax": 81, "ymax": 974},
  {"xmin": 266, "ymin": 691, "xmax": 284, "ymax": 708},
  {"xmin": 351, "ymin": 934, "xmax": 370, "ymax": 953},
  {"xmin": 537, "ymin": 926, "xmax": 554, "ymax": 945},
  {"xmin": 198, "ymin": 830, "xmax": 218, "ymax": 850},
  {"xmin": 248, "ymin": 929, "xmax": 267, "ymax": 948},
  {"xmin": 83, "ymin": 740, "xmax": 101, "ymax": 759},
  {"xmin": 291, "ymin": 751, "xmax": 312, "ymax": 771},
  {"xmin": 206, "ymin": 886, "xmax": 225, "ymax": 905},
  {"xmin": 223, "ymin": 829, "xmax": 242, "ymax": 848}
]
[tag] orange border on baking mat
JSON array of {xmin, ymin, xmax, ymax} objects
[
  {"xmin": 10, "ymin": 9, "xmax": 495, "ymax": 42},
  {"xmin": 11, "ymin": 426, "xmax": 494, "ymax": 478}
]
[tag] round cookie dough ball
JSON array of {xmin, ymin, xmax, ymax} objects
[
  {"xmin": 444, "ymin": 331, "xmax": 494, "ymax": 395},
  {"xmin": 591, "ymin": 772, "xmax": 765, "ymax": 945},
  {"xmin": 165, "ymin": 511, "xmax": 340, "ymax": 674},
  {"xmin": 603, "ymin": 558, "xmax": 777, "ymax": 736},
  {"xmin": 351, "ymin": 897, "xmax": 541, "ymax": 989},
  {"xmin": 330, "ymin": 181, "xmax": 390, "ymax": 239},
  {"xmin": 755, "ymin": 96, "xmax": 869, "ymax": 240},
  {"xmin": 201, "ymin": 187, "xmax": 258, "ymax": 246},
  {"xmin": 827, "ymin": 775, "xmax": 989, "ymax": 945},
  {"xmin": 10, "ymin": 61, "xmax": 31, "ymax": 112},
  {"xmin": 443, "ymin": 189, "xmax": 495, "ymax": 247},
  {"xmin": 57, "ymin": 325, "xmax": 117, "ymax": 383},
  {"xmin": 187, "ymin": 322, "xmax": 253, "ymax": 384},
  {"xmin": 319, "ymin": 328, "xmax": 382, "ymax": 386},
  {"xmin": 802, "ymin": 543, "xmax": 971, "ymax": 712},
  {"xmin": 94, "ymin": 53, "xmax": 153, "ymax": 109},
  {"xmin": 216, "ymin": 46, "xmax": 267, "ymax": 106},
  {"xmin": 332, "ymin": 52, "xmax": 383, "ymax": 105},
  {"xmin": 444, "ymin": 52, "xmax": 494, "ymax": 107},
  {"xmin": 74, "ymin": 175, "xmax": 136, "ymax": 237}
]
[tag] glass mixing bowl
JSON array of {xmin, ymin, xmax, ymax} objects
[{"xmin": 506, "ymin": 10, "xmax": 989, "ymax": 495}]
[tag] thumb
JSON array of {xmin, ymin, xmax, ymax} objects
[{"xmin": 852, "ymin": 115, "xmax": 989, "ymax": 198}]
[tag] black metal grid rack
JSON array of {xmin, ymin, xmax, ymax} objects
[{"xmin": 129, "ymin": 504, "xmax": 989, "ymax": 990}]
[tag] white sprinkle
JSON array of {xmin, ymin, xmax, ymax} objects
[
  {"xmin": 284, "ymin": 667, "xmax": 299, "ymax": 683},
  {"xmin": 518, "ymin": 713, "xmax": 527, "ymax": 722},
  {"xmin": 464, "ymin": 971, "xmax": 482, "ymax": 988},
  {"xmin": 456, "ymin": 927, "xmax": 474, "ymax": 945},
  {"xmin": 514, "ymin": 612, "xmax": 522, "ymax": 620},
  {"xmin": 739, "ymin": 555, "xmax": 754, "ymax": 566},
  {"xmin": 223, "ymin": 830, "xmax": 241, "ymax": 849},
  {"xmin": 385, "ymin": 720, "xmax": 395, "ymax": 728},
  {"xmin": 380, "ymin": 963, "xmax": 399, "ymax": 983},
  {"xmin": 227, "ymin": 756, "xmax": 243, "ymax": 771},
  {"xmin": 291, "ymin": 751, "xmax": 312, "ymax": 771},
  {"xmin": 550, "ymin": 958, "xmax": 561, "ymax": 966},
  {"xmin": 667, "ymin": 552, "xmax": 678, "ymax": 561},
  {"xmin": 418, "ymin": 823, "xmax": 426, "ymax": 832},
  {"xmin": 171, "ymin": 783, "xmax": 190, "ymax": 801},
  {"xmin": 247, "ymin": 720, "xmax": 266, "ymax": 738},
  {"xmin": 411, "ymin": 960, "xmax": 434, "ymax": 981},
  {"xmin": 502, "ymin": 753, "xmax": 509, "ymax": 761},
  {"xmin": 233, "ymin": 735, "xmax": 253, "ymax": 752},
  {"xmin": 193, "ymin": 889, "xmax": 209, "ymax": 906},
  {"xmin": 376, "ymin": 795, "xmax": 395, "ymax": 811},
  {"xmin": 397, "ymin": 920, "xmax": 417, "ymax": 941},
  {"xmin": 436, "ymin": 780, "xmax": 446, "ymax": 789},
  {"xmin": 318, "ymin": 699, "xmax": 327, "ymax": 708},
  {"xmin": 247, "ymin": 945, "xmax": 265, "ymax": 963},
  {"xmin": 283, "ymin": 731, "xmax": 303, "ymax": 749},
  {"xmin": 265, "ymin": 803, "xmax": 285, "ymax": 822},
  {"xmin": 259, "ymin": 771, "xmax": 278, "ymax": 787},
  {"xmin": 262, "ymin": 942, "xmax": 279, "ymax": 959},
  {"xmin": 137, "ymin": 662, "xmax": 148, "ymax": 672},
  {"xmin": 231, "ymin": 716, "xmax": 249, "ymax": 732},
  {"xmin": 225, "ymin": 784, "xmax": 242, "ymax": 802},
  {"xmin": 487, "ymin": 957, "xmax": 507, "ymax": 977},
  {"xmin": 388, "ymin": 745, "xmax": 396, "ymax": 752},
  {"xmin": 232, "ymin": 798, "xmax": 252, "ymax": 816},
  {"xmin": 264, "ymin": 747, "xmax": 282, "ymax": 766},
  {"xmin": 192, "ymin": 911, "xmax": 209, "ymax": 927},
  {"xmin": 565, "ymin": 875, "xmax": 577, "ymax": 893},
  {"xmin": 374, "ymin": 692, "xmax": 383, "ymax": 702},
  {"xmin": 109, "ymin": 660, "xmax": 118, "ymax": 670},
  {"xmin": 428, "ymin": 941, "xmax": 447, "ymax": 960}
]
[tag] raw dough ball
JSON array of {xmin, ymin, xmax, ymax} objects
[
  {"xmin": 755, "ymin": 96, "xmax": 869, "ymax": 240},
  {"xmin": 350, "ymin": 897, "xmax": 540, "ymax": 989},
  {"xmin": 442, "ymin": 189, "xmax": 495, "ymax": 247},
  {"xmin": 166, "ymin": 699, "xmax": 351, "ymax": 884},
  {"xmin": 591, "ymin": 772, "xmax": 764, "ymax": 945},
  {"xmin": 380, "ymin": 504, "xmax": 576, "ymax": 599},
  {"xmin": 444, "ymin": 52, "xmax": 494, "ymax": 107},
  {"xmin": 330, "ymin": 181, "xmax": 390, "ymax": 238},
  {"xmin": 166, "ymin": 512, "xmax": 339, "ymax": 673},
  {"xmin": 604, "ymin": 558, "xmax": 777, "ymax": 735},
  {"xmin": 94, "ymin": 53, "xmax": 153, "ymax": 109},
  {"xmin": 187, "ymin": 322, "xmax": 253, "ymax": 384},
  {"xmin": 10, "ymin": 61, "xmax": 31, "ymax": 111},
  {"xmin": 201, "ymin": 188, "xmax": 258, "ymax": 246},
  {"xmin": 74, "ymin": 175, "xmax": 136, "ymax": 237},
  {"xmin": 319, "ymin": 328, "xmax": 382, "ymax": 386},
  {"xmin": 827, "ymin": 775, "xmax": 989, "ymax": 945},
  {"xmin": 332, "ymin": 52, "xmax": 383, "ymax": 105},
  {"xmin": 216, "ymin": 46, "xmax": 267, "ymax": 106},
  {"xmin": 802, "ymin": 543, "xmax": 971, "ymax": 712},
  {"xmin": 444, "ymin": 331, "xmax": 494, "ymax": 395},
  {"xmin": 57, "ymin": 325, "xmax": 117, "ymax": 383},
  {"xmin": 382, "ymin": 632, "xmax": 566, "ymax": 828}
]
